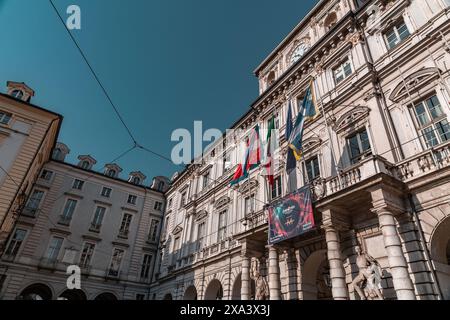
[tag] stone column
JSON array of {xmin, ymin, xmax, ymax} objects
[
  {"xmin": 241, "ymin": 255, "xmax": 251, "ymax": 300},
  {"xmin": 324, "ymin": 223, "xmax": 349, "ymax": 300},
  {"xmin": 268, "ymin": 246, "xmax": 282, "ymax": 300},
  {"xmin": 375, "ymin": 206, "xmax": 416, "ymax": 300}
]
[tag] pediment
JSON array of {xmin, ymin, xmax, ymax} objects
[
  {"xmin": 334, "ymin": 106, "xmax": 370, "ymax": 133},
  {"xmin": 238, "ymin": 179, "xmax": 259, "ymax": 193},
  {"xmin": 195, "ymin": 210, "xmax": 208, "ymax": 222},
  {"xmin": 302, "ymin": 137, "xmax": 322, "ymax": 153},
  {"xmin": 214, "ymin": 195, "xmax": 231, "ymax": 209},
  {"xmin": 172, "ymin": 225, "xmax": 183, "ymax": 235},
  {"xmin": 390, "ymin": 67, "xmax": 440, "ymax": 103}
]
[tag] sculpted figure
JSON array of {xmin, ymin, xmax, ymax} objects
[
  {"xmin": 351, "ymin": 245, "xmax": 384, "ymax": 300},
  {"xmin": 250, "ymin": 259, "xmax": 269, "ymax": 300}
]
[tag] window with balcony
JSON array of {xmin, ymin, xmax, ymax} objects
[
  {"xmin": 347, "ymin": 129, "xmax": 372, "ymax": 164},
  {"xmin": 304, "ymin": 156, "xmax": 321, "ymax": 183},
  {"xmin": 384, "ymin": 19, "xmax": 410, "ymax": 50},
  {"xmin": 90, "ymin": 206, "xmax": 106, "ymax": 232},
  {"xmin": 101, "ymin": 187, "xmax": 112, "ymax": 198},
  {"xmin": 412, "ymin": 95, "xmax": 449, "ymax": 148},
  {"xmin": 154, "ymin": 201, "xmax": 163, "ymax": 211},
  {"xmin": 119, "ymin": 213, "xmax": 133, "ymax": 238},
  {"xmin": 108, "ymin": 248, "xmax": 124, "ymax": 277},
  {"xmin": 79, "ymin": 242, "xmax": 95, "ymax": 269},
  {"xmin": 40, "ymin": 170, "xmax": 53, "ymax": 181},
  {"xmin": 196, "ymin": 222, "xmax": 205, "ymax": 251},
  {"xmin": 72, "ymin": 179, "xmax": 85, "ymax": 190},
  {"xmin": 46, "ymin": 237, "xmax": 64, "ymax": 262},
  {"xmin": 127, "ymin": 194, "xmax": 137, "ymax": 205},
  {"xmin": 0, "ymin": 111, "xmax": 12, "ymax": 125},
  {"xmin": 217, "ymin": 210, "xmax": 227, "ymax": 242},
  {"xmin": 59, "ymin": 199, "xmax": 77, "ymax": 225},
  {"xmin": 140, "ymin": 254, "xmax": 153, "ymax": 279},
  {"xmin": 4, "ymin": 229, "xmax": 27, "ymax": 259},
  {"xmin": 271, "ymin": 176, "xmax": 282, "ymax": 200},
  {"xmin": 334, "ymin": 59, "xmax": 353, "ymax": 84},
  {"xmin": 148, "ymin": 219, "xmax": 160, "ymax": 243},
  {"xmin": 23, "ymin": 190, "xmax": 44, "ymax": 217}
]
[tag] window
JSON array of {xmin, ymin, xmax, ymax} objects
[
  {"xmin": 168, "ymin": 198, "xmax": 173, "ymax": 209},
  {"xmin": 107, "ymin": 169, "xmax": 116, "ymax": 178},
  {"xmin": 91, "ymin": 206, "xmax": 106, "ymax": 232},
  {"xmin": 0, "ymin": 111, "xmax": 12, "ymax": 125},
  {"xmin": 119, "ymin": 213, "xmax": 133, "ymax": 237},
  {"xmin": 157, "ymin": 181, "xmax": 165, "ymax": 191},
  {"xmin": 223, "ymin": 153, "xmax": 232, "ymax": 173},
  {"xmin": 179, "ymin": 191, "xmax": 187, "ymax": 208},
  {"xmin": 79, "ymin": 243, "xmax": 95, "ymax": 268},
  {"xmin": 60, "ymin": 199, "xmax": 77, "ymax": 224},
  {"xmin": 23, "ymin": 190, "xmax": 45, "ymax": 217},
  {"xmin": 203, "ymin": 171, "xmax": 210, "ymax": 189},
  {"xmin": 334, "ymin": 59, "xmax": 353, "ymax": 84},
  {"xmin": 244, "ymin": 194, "xmax": 255, "ymax": 215},
  {"xmin": 101, "ymin": 187, "xmax": 112, "ymax": 198},
  {"xmin": 173, "ymin": 236, "xmax": 181, "ymax": 252},
  {"xmin": 271, "ymin": 176, "xmax": 282, "ymax": 199},
  {"xmin": 40, "ymin": 170, "xmax": 53, "ymax": 181},
  {"xmin": 72, "ymin": 179, "xmax": 85, "ymax": 190},
  {"xmin": 347, "ymin": 129, "xmax": 372, "ymax": 164},
  {"xmin": 108, "ymin": 248, "xmax": 124, "ymax": 277},
  {"xmin": 132, "ymin": 177, "xmax": 141, "ymax": 185},
  {"xmin": 46, "ymin": 237, "xmax": 64, "ymax": 262},
  {"xmin": 136, "ymin": 294, "xmax": 146, "ymax": 301},
  {"xmin": 217, "ymin": 210, "xmax": 227, "ymax": 242},
  {"xmin": 304, "ymin": 156, "xmax": 321, "ymax": 183},
  {"xmin": 11, "ymin": 90, "xmax": 24, "ymax": 99},
  {"xmin": 412, "ymin": 95, "xmax": 449, "ymax": 148},
  {"xmin": 4, "ymin": 229, "xmax": 27, "ymax": 259},
  {"xmin": 197, "ymin": 222, "xmax": 206, "ymax": 251},
  {"xmin": 140, "ymin": 254, "xmax": 153, "ymax": 279},
  {"xmin": 53, "ymin": 148, "xmax": 63, "ymax": 161},
  {"xmin": 154, "ymin": 201, "xmax": 163, "ymax": 211},
  {"xmin": 148, "ymin": 219, "xmax": 160, "ymax": 242},
  {"xmin": 80, "ymin": 161, "xmax": 90, "ymax": 170},
  {"xmin": 384, "ymin": 20, "xmax": 410, "ymax": 50},
  {"xmin": 127, "ymin": 194, "xmax": 137, "ymax": 205}
]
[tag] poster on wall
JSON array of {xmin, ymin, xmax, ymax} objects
[{"xmin": 268, "ymin": 186, "xmax": 315, "ymax": 245}]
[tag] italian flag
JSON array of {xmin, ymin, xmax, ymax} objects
[{"xmin": 230, "ymin": 125, "xmax": 261, "ymax": 186}]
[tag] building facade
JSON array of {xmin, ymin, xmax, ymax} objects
[
  {"xmin": 151, "ymin": 0, "xmax": 450, "ymax": 300},
  {"xmin": 0, "ymin": 82, "xmax": 62, "ymax": 256},
  {"xmin": 0, "ymin": 144, "xmax": 167, "ymax": 300}
]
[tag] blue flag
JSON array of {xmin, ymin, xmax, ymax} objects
[
  {"xmin": 288, "ymin": 81, "xmax": 318, "ymax": 161},
  {"xmin": 285, "ymin": 101, "xmax": 296, "ymax": 174}
]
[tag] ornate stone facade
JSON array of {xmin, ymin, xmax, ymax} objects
[{"xmin": 151, "ymin": 0, "xmax": 450, "ymax": 300}]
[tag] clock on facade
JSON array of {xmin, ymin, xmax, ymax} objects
[{"xmin": 290, "ymin": 43, "xmax": 309, "ymax": 65}]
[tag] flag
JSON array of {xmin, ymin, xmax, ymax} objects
[
  {"xmin": 285, "ymin": 101, "xmax": 296, "ymax": 174},
  {"xmin": 230, "ymin": 125, "xmax": 261, "ymax": 186},
  {"xmin": 288, "ymin": 80, "xmax": 318, "ymax": 161},
  {"xmin": 263, "ymin": 115, "xmax": 275, "ymax": 186}
]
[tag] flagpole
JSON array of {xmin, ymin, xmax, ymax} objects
[{"xmin": 312, "ymin": 78, "xmax": 342, "ymax": 187}]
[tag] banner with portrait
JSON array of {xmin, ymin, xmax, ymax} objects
[{"xmin": 268, "ymin": 186, "xmax": 315, "ymax": 245}]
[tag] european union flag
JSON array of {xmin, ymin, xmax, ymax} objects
[{"xmin": 288, "ymin": 81, "xmax": 318, "ymax": 161}]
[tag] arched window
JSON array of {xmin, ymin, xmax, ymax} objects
[
  {"xmin": 132, "ymin": 177, "xmax": 141, "ymax": 185},
  {"xmin": 158, "ymin": 181, "xmax": 165, "ymax": 191},
  {"xmin": 11, "ymin": 89, "xmax": 24, "ymax": 100}
]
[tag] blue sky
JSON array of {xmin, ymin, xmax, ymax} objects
[{"xmin": 0, "ymin": 0, "xmax": 317, "ymax": 182}]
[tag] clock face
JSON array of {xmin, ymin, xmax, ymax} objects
[{"xmin": 290, "ymin": 43, "xmax": 308, "ymax": 65}]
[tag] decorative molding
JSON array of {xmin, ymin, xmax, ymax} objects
[
  {"xmin": 214, "ymin": 195, "xmax": 231, "ymax": 209},
  {"xmin": 172, "ymin": 224, "xmax": 183, "ymax": 235},
  {"xmin": 334, "ymin": 106, "xmax": 370, "ymax": 134},
  {"xmin": 195, "ymin": 210, "xmax": 208, "ymax": 222},
  {"xmin": 389, "ymin": 67, "xmax": 440, "ymax": 103}
]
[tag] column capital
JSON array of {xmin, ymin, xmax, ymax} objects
[{"xmin": 320, "ymin": 206, "xmax": 350, "ymax": 231}]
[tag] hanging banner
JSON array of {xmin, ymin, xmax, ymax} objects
[{"xmin": 268, "ymin": 186, "xmax": 315, "ymax": 245}]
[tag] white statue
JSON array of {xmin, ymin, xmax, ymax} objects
[
  {"xmin": 250, "ymin": 258, "xmax": 269, "ymax": 300},
  {"xmin": 351, "ymin": 245, "xmax": 384, "ymax": 300}
]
